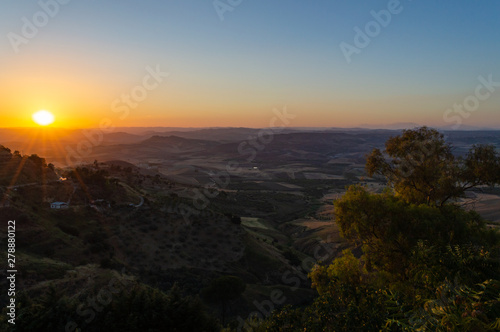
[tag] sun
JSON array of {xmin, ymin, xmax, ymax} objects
[{"xmin": 32, "ymin": 110, "xmax": 55, "ymax": 126}]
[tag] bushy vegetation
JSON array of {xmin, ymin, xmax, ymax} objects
[
  {"xmin": 1, "ymin": 282, "xmax": 218, "ymax": 332},
  {"xmin": 252, "ymin": 128, "xmax": 500, "ymax": 331},
  {"xmin": 0, "ymin": 145, "xmax": 57, "ymax": 186},
  {"xmin": 1, "ymin": 128, "xmax": 499, "ymax": 331}
]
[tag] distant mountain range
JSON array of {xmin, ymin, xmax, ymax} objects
[
  {"xmin": 1, "ymin": 126, "xmax": 499, "ymax": 167},
  {"xmin": 358, "ymin": 122, "xmax": 500, "ymax": 131}
]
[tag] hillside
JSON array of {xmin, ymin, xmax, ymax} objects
[
  {"xmin": 1, "ymin": 128, "xmax": 499, "ymax": 331},
  {"xmin": 0, "ymin": 150, "xmax": 331, "ymax": 330}
]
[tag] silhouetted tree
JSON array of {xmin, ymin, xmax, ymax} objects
[
  {"xmin": 366, "ymin": 127, "xmax": 500, "ymax": 206},
  {"xmin": 0, "ymin": 145, "xmax": 11, "ymax": 154}
]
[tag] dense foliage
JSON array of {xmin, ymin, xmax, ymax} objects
[
  {"xmin": 365, "ymin": 127, "xmax": 500, "ymax": 207},
  {"xmin": 0, "ymin": 145, "xmax": 56, "ymax": 186},
  {"xmin": 253, "ymin": 128, "xmax": 500, "ymax": 331},
  {"xmin": 1, "ymin": 283, "xmax": 218, "ymax": 332}
]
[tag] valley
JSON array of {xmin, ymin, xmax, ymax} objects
[{"xmin": 1, "ymin": 127, "xmax": 499, "ymax": 329}]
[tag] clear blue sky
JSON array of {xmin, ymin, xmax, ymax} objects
[{"xmin": 1, "ymin": 0, "xmax": 499, "ymax": 128}]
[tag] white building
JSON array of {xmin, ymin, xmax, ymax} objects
[{"xmin": 51, "ymin": 202, "xmax": 68, "ymax": 209}]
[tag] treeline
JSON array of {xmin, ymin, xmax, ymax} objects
[
  {"xmin": 0, "ymin": 282, "xmax": 218, "ymax": 332},
  {"xmin": 1, "ymin": 128, "xmax": 499, "ymax": 331},
  {"xmin": 0, "ymin": 145, "xmax": 56, "ymax": 186}
]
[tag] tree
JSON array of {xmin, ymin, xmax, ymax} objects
[
  {"xmin": 310, "ymin": 249, "xmax": 363, "ymax": 298},
  {"xmin": 335, "ymin": 185, "xmax": 497, "ymax": 278},
  {"xmin": 256, "ymin": 127, "xmax": 500, "ymax": 331},
  {"xmin": 4, "ymin": 283, "xmax": 219, "ymax": 331},
  {"xmin": 463, "ymin": 144, "xmax": 500, "ymax": 186},
  {"xmin": 202, "ymin": 275, "xmax": 246, "ymax": 326},
  {"xmin": 366, "ymin": 127, "xmax": 500, "ymax": 207},
  {"xmin": 386, "ymin": 280, "xmax": 500, "ymax": 331},
  {"xmin": 337, "ymin": 128, "xmax": 500, "ymax": 277},
  {"xmin": 28, "ymin": 154, "xmax": 47, "ymax": 168},
  {"xmin": 0, "ymin": 145, "xmax": 11, "ymax": 154}
]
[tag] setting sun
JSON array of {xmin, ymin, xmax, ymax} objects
[{"xmin": 32, "ymin": 110, "xmax": 55, "ymax": 126}]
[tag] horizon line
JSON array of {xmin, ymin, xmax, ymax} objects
[{"xmin": 1, "ymin": 125, "xmax": 500, "ymax": 131}]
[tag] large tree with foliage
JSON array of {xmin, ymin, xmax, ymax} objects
[
  {"xmin": 253, "ymin": 127, "xmax": 500, "ymax": 331},
  {"xmin": 366, "ymin": 127, "xmax": 500, "ymax": 206},
  {"xmin": 333, "ymin": 185, "xmax": 498, "ymax": 277}
]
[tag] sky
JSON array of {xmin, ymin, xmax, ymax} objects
[{"xmin": 0, "ymin": 0, "xmax": 499, "ymax": 129}]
